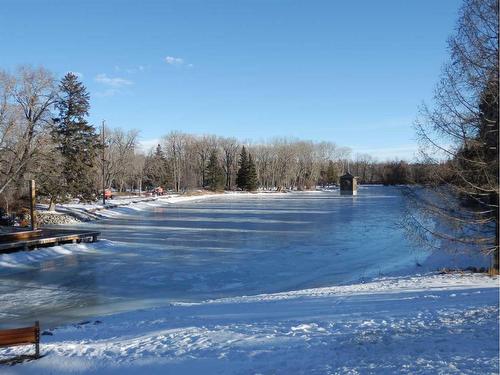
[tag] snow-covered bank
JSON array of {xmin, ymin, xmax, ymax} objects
[
  {"xmin": 2, "ymin": 273, "xmax": 498, "ymax": 374},
  {"xmin": 36, "ymin": 191, "xmax": 290, "ymax": 224},
  {"xmin": 0, "ymin": 240, "xmax": 114, "ymax": 271},
  {"xmin": 36, "ymin": 192, "xmax": 217, "ymax": 223}
]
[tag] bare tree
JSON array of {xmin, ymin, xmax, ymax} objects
[
  {"xmin": 131, "ymin": 152, "xmax": 146, "ymax": 194},
  {"xmin": 220, "ymin": 137, "xmax": 239, "ymax": 189},
  {"xmin": 406, "ymin": 0, "xmax": 499, "ymax": 270},
  {"xmin": 108, "ymin": 128, "xmax": 139, "ymax": 191},
  {"xmin": 0, "ymin": 66, "xmax": 57, "ymax": 195},
  {"xmin": 162, "ymin": 131, "xmax": 188, "ymax": 192},
  {"xmin": 353, "ymin": 153, "xmax": 373, "ymax": 183}
]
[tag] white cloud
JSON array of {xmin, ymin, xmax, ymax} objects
[
  {"xmin": 165, "ymin": 56, "xmax": 184, "ymax": 65},
  {"xmin": 95, "ymin": 73, "xmax": 133, "ymax": 87},
  {"xmin": 114, "ymin": 65, "xmax": 148, "ymax": 74},
  {"xmin": 138, "ymin": 138, "xmax": 161, "ymax": 154}
]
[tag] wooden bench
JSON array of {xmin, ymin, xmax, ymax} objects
[{"xmin": 0, "ymin": 321, "xmax": 40, "ymax": 359}]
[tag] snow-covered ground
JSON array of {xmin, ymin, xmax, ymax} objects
[
  {"xmin": 36, "ymin": 191, "xmax": 294, "ymax": 224},
  {"xmin": 36, "ymin": 192, "xmax": 226, "ymax": 223},
  {"xmin": 1, "ymin": 187, "xmax": 498, "ymax": 374},
  {"xmin": 2, "ymin": 273, "xmax": 498, "ymax": 374}
]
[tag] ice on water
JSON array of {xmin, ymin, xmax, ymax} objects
[{"xmin": 0, "ymin": 186, "xmax": 489, "ymax": 328}]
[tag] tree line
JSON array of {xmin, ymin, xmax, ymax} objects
[{"xmin": 141, "ymin": 135, "xmax": 429, "ymax": 192}]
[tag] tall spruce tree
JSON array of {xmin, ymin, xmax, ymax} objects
[
  {"xmin": 205, "ymin": 150, "xmax": 224, "ymax": 191},
  {"xmin": 236, "ymin": 146, "xmax": 248, "ymax": 190},
  {"xmin": 143, "ymin": 144, "xmax": 170, "ymax": 190},
  {"xmin": 246, "ymin": 153, "xmax": 258, "ymax": 191},
  {"xmin": 52, "ymin": 73, "xmax": 99, "ymax": 200}
]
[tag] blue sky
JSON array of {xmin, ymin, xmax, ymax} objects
[{"xmin": 1, "ymin": 0, "xmax": 461, "ymax": 160}]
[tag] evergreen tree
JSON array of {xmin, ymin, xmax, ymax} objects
[
  {"xmin": 205, "ymin": 150, "xmax": 224, "ymax": 191},
  {"xmin": 143, "ymin": 144, "xmax": 170, "ymax": 189},
  {"xmin": 246, "ymin": 153, "xmax": 258, "ymax": 191},
  {"xmin": 236, "ymin": 146, "xmax": 248, "ymax": 190},
  {"xmin": 52, "ymin": 73, "xmax": 99, "ymax": 200}
]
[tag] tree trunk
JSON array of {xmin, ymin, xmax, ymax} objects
[{"xmin": 48, "ymin": 196, "xmax": 56, "ymax": 212}]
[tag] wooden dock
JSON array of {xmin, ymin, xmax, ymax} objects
[{"xmin": 0, "ymin": 229, "xmax": 100, "ymax": 253}]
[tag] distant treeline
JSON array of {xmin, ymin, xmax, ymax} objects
[{"xmin": 144, "ymin": 141, "xmax": 433, "ymax": 191}]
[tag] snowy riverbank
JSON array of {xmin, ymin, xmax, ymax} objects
[
  {"xmin": 36, "ymin": 190, "xmax": 291, "ymax": 224},
  {"xmin": 2, "ymin": 273, "xmax": 498, "ymax": 374},
  {"xmin": 35, "ymin": 192, "xmax": 228, "ymax": 224}
]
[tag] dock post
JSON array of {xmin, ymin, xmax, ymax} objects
[{"xmin": 29, "ymin": 180, "xmax": 37, "ymax": 231}]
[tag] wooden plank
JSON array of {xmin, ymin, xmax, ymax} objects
[
  {"xmin": 0, "ymin": 230, "xmax": 42, "ymax": 243},
  {"xmin": 0, "ymin": 334, "xmax": 38, "ymax": 347},
  {"xmin": 0, "ymin": 332, "xmax": 37, "ymax": 342},
  {"xmin": 0, "ymin": 333, "xmax": 36, "ymax": 342},
  {"xmin": 0, "ymin": 329, "xmax": 36, "ymax": 338},
  {"xmin": 0, "ymin": 326, "xmax": 36, "ymax": 336},
  {"xmin": 0, "ymin": 230, "xmax": 100, "ymax": 253},
  {"xmin": 0, "ymin": 327, "xmax": 37, "ymax": 346}
]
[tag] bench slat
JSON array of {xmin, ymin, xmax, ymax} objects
[
  {"xmin": 0, "ymin": 336, "xmax": 38, "ymax": 346},
  {"xmin": 0, "ymin": 332, "xmax": 36, "ymax": 341},
  {"xmin": 0, "ymin": 331, "xmax": 37, "ymax": 343},
  {"xmin": 0, "ymin": 326, "xmax": 36, "ymax": 336},
  {"xmin": 0, "ymin": 329, "xmax": 36, "ymax": 337}
]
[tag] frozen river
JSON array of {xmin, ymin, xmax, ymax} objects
[{"xmin": 1, "ymin": 186, "xmax": 433, "ymax": 327}]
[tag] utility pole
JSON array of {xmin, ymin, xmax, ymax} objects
[{"xmin": 102, "ymin": 120, "xmax": 106, "ymax": 205}]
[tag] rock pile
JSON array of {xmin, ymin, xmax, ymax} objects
[{"xmin": 36, "ymin": 211, "xmax": 82, "ymax": 225}]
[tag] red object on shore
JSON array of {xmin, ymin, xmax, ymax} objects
[{"xmin": 104, "ymin": 189, "xmax": 112, "ymax": 199}]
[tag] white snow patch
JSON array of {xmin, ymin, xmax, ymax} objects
[{"xmin": 1, "ymin": 273, "xmax": 498, "ymax": 374}]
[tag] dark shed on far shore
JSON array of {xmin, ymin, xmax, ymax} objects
[{"xmin": 340, "ymin": 172, "xmax": 357, "ymax": 195}]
